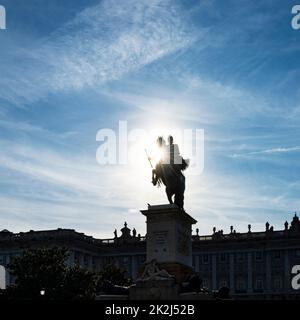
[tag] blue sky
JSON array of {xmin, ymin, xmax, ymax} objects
[{"xmin": 0, "ymin": 0, "xmax": 299, "ymax": 238}]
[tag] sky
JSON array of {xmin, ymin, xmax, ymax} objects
[{"xmin": 0, "ymin": 0, "xmax": 300, "ymax": 238}]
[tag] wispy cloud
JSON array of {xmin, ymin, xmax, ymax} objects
[
  {"xmin": 102, "ymin": 73, "xmax": 280, "ymax": 128},
  {"xmin": 0, "ymin": 0, "xmax": 196, "ymax": 106},
  {"xmin": 231, "ymin": 146, "xmax": 300, "ymax": 158},
  {"xmin": 0, "ymin": 137, "xmax": 165, "ymax": 236},
  {"xmin": 0, "ymin": 134, "xmax": 297, "ymax": 236}
]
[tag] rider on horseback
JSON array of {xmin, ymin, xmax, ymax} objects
[{"xmin": 151, "ymin": 136, "xmax": 188, "ymax": 209}]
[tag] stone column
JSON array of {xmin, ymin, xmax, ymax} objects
[
  {"xmin": 131, "ymin": 256, "xmax": 138, "ymax": 280},
  {"xmin": 229, "ymin": 253, "xmax": 235, "ymax": 293},
  {"xmin": 115, "ymin": 257, "xmax": 120, "ymax": 268},
  {"xmin": 212, "ymin": 254, "xmax": 217, "ymax": 290},
  {"xmin": 194, "ymin": 255, "xmax": 200, "ymax": 272},
  {"xmin": 266, "ymin": 251, "xmax": 272, "ymax": 293},
  {"xmin": 284, "ymin": 249, "xmax": 290, "ymax": 292},
  {"xmin": 5, "ymin": 255, "xmax": 10, "ymax": 286},
  {"xmin": 247, "ymin": 252, "xmax": 253, "ymax": 294}
]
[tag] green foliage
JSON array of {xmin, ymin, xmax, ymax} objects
[
  {"xmin": 62, "ymin": 266, "xmax": 97, "ymax": 300},
  {"xmin": 0, "ymin": 248, "xmax": 134, "ymax": 300},
  {"xmin": 97, "ymin": 263, "xmax": 133, "ymax": 288},
  {"xmin": 3, "ymin": 247, "xmax": 97, "ymax": 300}
]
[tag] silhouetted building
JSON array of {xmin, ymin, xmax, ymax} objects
[{"xmin": 1, "ymin": 214, "xmax": 300, "ymax": 299}]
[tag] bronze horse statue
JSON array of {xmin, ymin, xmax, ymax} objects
[{"xmin": 151, "ymin": 136, "xmax": 188, "ymax": 209}]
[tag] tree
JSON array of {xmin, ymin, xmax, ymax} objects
[
  {"xmin": 97, "ymin": 263, "xmax": 132, "ymax": 289},
  {"xmin": 61, "ymin": 266, "xmax": 97, "ymax": 300},
  {"xmin": 3, "ymin": 247, "xmax": 97, "ymax": 300}
]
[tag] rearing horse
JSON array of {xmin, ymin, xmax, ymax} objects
[{"xmin": 152, "ymin": 162, "xmax": 186, "ymax": 209}]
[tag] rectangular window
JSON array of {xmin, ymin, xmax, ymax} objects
[
  {"xmin": 220, "ymin": 279, "xmax": 227, "ymax": 287},
  {"xmin": 84, "ymin": 255, "xmax": 89, "ymax": 266},
  {"xmin": 274, "ymin": 278, "xmax": 282, "ymax": 290},
  {"xmin": 237, "ymin": 253, "xmax": 244, "ymax": 262},
  {"xmin": 74, "ymin": 252, "xmax": 80, "ymax": 264},
  {"xmin": 139, "ymin": 255, "xmax": 146, "ymax": 263},
  {"xmin": 255, "ymin": 279, "xmax": 263, "ymax": 290},
  {"xmin": 236, "ymin": 279, "xmax": 246, "ymax": 292},
  {"xmin": 255, "ymin": 252, "xmax": 262, "ymax": 261},
  {"xmin": 237, "ymin": 263, "xmax": 244, "ymax": 272},
  {"xmin": 202, "ymin": 254, "xmax": 209, "ymax": 264},
  {"xmin": 274, "ymin": 251, "xmax": 281, "ymax": 259},
  {"xmin": 203, "ymin": 279, "xmax": 209, "ymax": 289},
  {"xmin": 220, "ymin": 253, "xmax": 226, "ymax": 262}
]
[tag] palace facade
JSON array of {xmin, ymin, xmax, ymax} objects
[{"xmin": 1, "ymin": 214, "xmax": 300, "ymax": 299}]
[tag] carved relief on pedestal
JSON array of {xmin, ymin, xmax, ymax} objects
[{"xmin": 177, "ymin": 228, "xmax": 190, "ymax": 256}]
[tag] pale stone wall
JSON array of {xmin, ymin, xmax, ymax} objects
[{"xmin": 0, "ymin": 265, "xmax": 6, "ymax": 289}]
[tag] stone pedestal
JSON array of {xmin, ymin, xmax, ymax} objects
[
  {"xmin": 141, "ymin": 204, "xmax": 197, "ymax": 283},
  {"xmin": 130, "ymin": 278, "xmax": 179, "ymax": 300}
]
